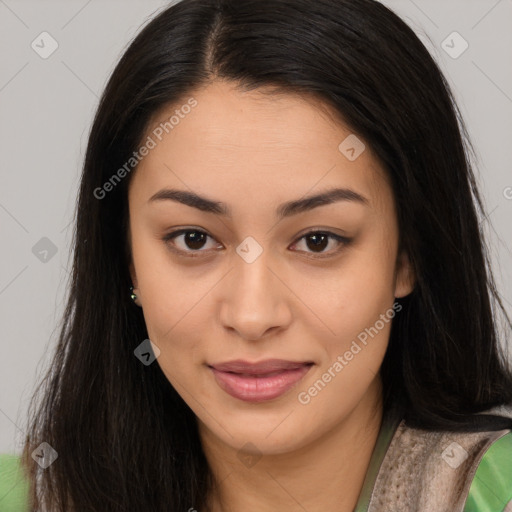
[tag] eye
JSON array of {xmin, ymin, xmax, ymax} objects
[
  {"xmin": 162, "ymin": 228, "xmax": 351, "ymax": 258},
  {"xmin": 290, "ymin": 230, "xmax": 351, "ymax": 258},
  {"xmin": 162, "ymin": 229, "xmax": 220, "ymax": 257}
]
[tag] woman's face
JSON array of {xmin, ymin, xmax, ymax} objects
[{"xmin": 128, "ymin": 80, "xmax": 414, "ymax": 455}]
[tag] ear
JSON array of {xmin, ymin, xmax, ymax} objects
[
  {"xmin": 129, "ymin": 261, "xmax": 143, "ymax": 307},
  {"xmin": 394, "ymin": 250, "xmax": 415, "ymax": 298}
]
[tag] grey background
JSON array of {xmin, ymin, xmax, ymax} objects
[{"xmin": 1, "ymin": 0, "xmax": 511, "ymax": 455}]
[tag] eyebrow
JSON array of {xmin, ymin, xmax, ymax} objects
[{"xmin": 148, "ymin": 187, "xmax": 369, "ymax": 219}]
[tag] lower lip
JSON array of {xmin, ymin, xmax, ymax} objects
[{"xmin": 209, "ymin": 365, "xmax": 313, "ymax": 403}]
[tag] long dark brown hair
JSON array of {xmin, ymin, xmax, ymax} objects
[{"xmin": 21, "ymin": 0, "xmax": 512, "ymax": 510}]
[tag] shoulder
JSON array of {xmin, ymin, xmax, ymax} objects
[
  {"xmin": 464, "ymin": 431, "xmax": 512, "ymax": 512},
  {"xmin": 0, "ymin": 453, "xmax": 30, "ymax": 511},
  {"xmin": 367, "ymin": 405, "xmax": 512, "ymax": 512}
]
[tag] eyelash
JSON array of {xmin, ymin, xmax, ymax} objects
[{"xmin": 161, "ymin": 228, "xmax": 351, "ymax": 259}]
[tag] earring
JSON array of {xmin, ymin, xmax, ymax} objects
[{"xmin": 130, "ymin": 286, "xmax": 137, "ymax": 302}]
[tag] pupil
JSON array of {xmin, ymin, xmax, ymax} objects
[
  {"xmin": 186, "ymin": 231, "xmax": 206, "ymax": 250},
  {"xmin": 307, "ymin": 233, "xmax": 327, "ymax": 252}
]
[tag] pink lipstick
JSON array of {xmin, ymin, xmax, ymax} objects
[{"xmin": 208, "ymin": 359, "xmax": 313, "ymax": 403}]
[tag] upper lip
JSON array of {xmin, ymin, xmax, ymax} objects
[{"xmin": 209, "ymin": 359, "xmax": 313, "ymax": 375}]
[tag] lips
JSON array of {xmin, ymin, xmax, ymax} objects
[
  {"xmin": 209, "ymin": 359, "xmax": 313, "ymax": 375},
  {"xmin": 208, "ymin": 359, "xmax": 314, "ymax": 402}
]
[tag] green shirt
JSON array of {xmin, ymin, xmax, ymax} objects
[
  {"xmin": 0, "ymin": 454, "xmax": 30, "ymax": 511},
  {"xmin": 2, "ymin": 428, "xmax": 511, "ymax": 511}
]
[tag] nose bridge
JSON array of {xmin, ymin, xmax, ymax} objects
[
  {"xmin": 233, "ymin": 239, "xmax": 277, "ymax": 309},
  {"xmin": 236, "ymin": 247, "xmax": 272, "ymax": 297}
]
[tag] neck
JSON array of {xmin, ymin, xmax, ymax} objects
[{"xmin": 200, "ymin": 377, "xmax": 384, "ymax": 512}]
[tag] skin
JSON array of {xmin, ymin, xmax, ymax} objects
[{"xmin": 128, "ymin": 80, "xmax": 415, "ymax": 512}]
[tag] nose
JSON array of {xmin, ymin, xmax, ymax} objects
[{"xmin": 218, "ymin": 250, "xmax": 292, "ymax": 341}]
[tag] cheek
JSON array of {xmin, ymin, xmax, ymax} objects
[
  {"xmin": 130, "ymin": 225, "xmax": 196, "ymax": 337},
  {"xmin": 147, "ymin": 324, "xmax": 204, "ymax": 394},
  {"xmin": 295, "ymin": 242, "xmax": 397, "ymax": 371},
  {"xmin": 338, "ymin": 232, "xmax": 397, "ymax": 319},
  {"xmin": 295, "ymin": 252, "xmax": 396, "ymax": 340}
]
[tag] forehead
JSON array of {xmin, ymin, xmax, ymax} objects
[{"xmin": 130, "ymin": 81, "xmax": 391, "ymax": 214}]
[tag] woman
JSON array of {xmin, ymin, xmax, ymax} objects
[{"xmin": 4, "ymin": 0, "xmax": 512, "ymax": 510}]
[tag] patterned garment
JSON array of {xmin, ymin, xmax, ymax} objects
[{"xmin": 354, "ymin": 405, "xmax": 512, "ymax": 512}]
